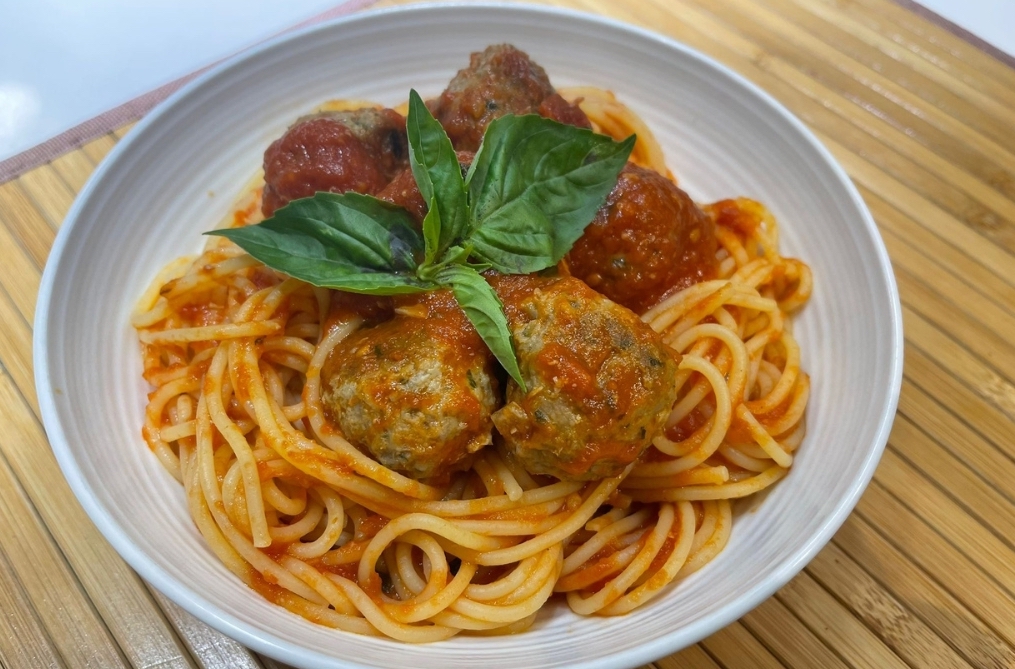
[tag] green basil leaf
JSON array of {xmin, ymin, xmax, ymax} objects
[
  {"xmin": 437, "ymin": 264, "xmax": 526, "ymax": 392},
  {"xmin": 208, "ymin": 192, "xmax": 430, "ymax": 294},
  {"xmin": 407, "ymin": 89, "xmax": 470, "ymax": 263},
  {"xmin": 420, "ymin": 195, "xmax": 441, "ymax": 266},
  {"xmin": 466, "ymin": 114, "xmax": 634, "ymax": 273},
  {"xmin": 467, "ymin": 198, "xmax": 554, "ymax": 274}
]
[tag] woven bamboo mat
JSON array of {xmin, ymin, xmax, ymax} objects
[{"xmin": 2, "ymin": 0, "xmax": 1014, "ymax": 667}]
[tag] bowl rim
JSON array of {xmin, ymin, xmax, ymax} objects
[{"xmin": 33, "ymin": 2, "xmax": 904, "ymax": 667}]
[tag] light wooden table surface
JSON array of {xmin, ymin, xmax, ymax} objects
[{"xmin": 3, "ymin": 0, "xmax": 1015, "ymax": 667}]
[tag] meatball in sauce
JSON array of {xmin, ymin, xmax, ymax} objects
[
  {"xmin": 567, "ymin": 163, "xmax": 718, "ymax": 314},
  {"xmin": 376, "ymin": 151, "xmax": 475, "ymax": 227},
  {"xmin": 262, "ymin": 108, "xmax": 408, "ymax": 217},
  {"xmin": 427, "ymin": 44, "xmax": 591, "ymax": 152},
  {"xmin": 490, "ymin": 275, "xmax": 678, "ymax": 481},
  {"xmin": 311, "ymin": 45, "xmax": 721, "ymax": 483},
  {"xmin": 320, "ymin": 290, "xmax": 499, "ymax": 481}
]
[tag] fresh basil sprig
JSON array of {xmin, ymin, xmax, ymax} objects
[{"xmin": 209, "ymin": 89, "xmax": 635, "ymax": 390}]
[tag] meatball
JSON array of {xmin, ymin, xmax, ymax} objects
[
  {"xmin": 489, "ymin": 275, "xmax": 678, "ymax": 481},
  {"xmin": 566, "ymin": 163, "xmax": 718, "ymax": 314},
  {"xmin": 376, "ymin": 151, "xmax": 475, "ymax": 226},
  {"xmin": 262, "ymin": 108, "xmax": 408, "ymax": 217},
  {"xmin": 320, "ymin": 290, "xmax": 500, "ymax": 480},
  {"xmin": 428, "ymin": 44, "xmax": 591, "ymax": 151},
  {"xmin": 375, "ymin": 167, "xmax": 428, "ymax": 225}
]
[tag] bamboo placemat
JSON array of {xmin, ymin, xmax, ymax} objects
[{"xmin": 3, "ymin": 0, "xmax": 1015, "ymax": 667}]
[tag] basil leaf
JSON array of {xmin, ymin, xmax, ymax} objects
[
  {"xmin": 407, "ymin": 89, "xmax": 470, "ymax": 263},
  {"xmin": 420, "ymin": 195, "xmax": 442, "ymax": 266},
  {"xmin": 467, "ymin": 198, "xmax": 554, "ymax": 274},
  {"xmin": 437, "ymin": 264, "xmax": 526, "ymax": 392},
  {"xmin": 466, "ymin": 114, "xmax": 634, "ymax": 273},
  {"xmin": 208, "ymin": 192, "xmax": 430, "ymax": 294}
]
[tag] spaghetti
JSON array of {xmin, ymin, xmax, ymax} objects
[{"xmin": 133, "ymin": 89, "xmax": 811, "ymax": 642}]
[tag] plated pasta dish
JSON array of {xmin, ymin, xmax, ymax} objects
[{"xmin": 132, "ymin": 44, "xmax": 812, "ymax": 642}]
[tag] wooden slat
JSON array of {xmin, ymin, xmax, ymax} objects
[
  {"xmin": 0, "ymin": 275, "xmax": 38, "ymax": 414},
  {"xmin": 80, "ymin": 134, "xmax": 118, "ymax": 166},
  {"xmin": 902, "ymin": 304, "xmax": 1015, "ymax": 423},
  {"xmin": 863, "ymin": 189, "xmax": 1015, "ymax": 313},
  {"xmin": 4, "ymin": 0, "xmax": 1015, "ymax": 667},
  {"xmin": 14, "ymin": 166, "xmax": 76, "ymax": 231},
  {"xmin": 894, "ymin": 261, "xmax": 1015, "ymax": 386},
  {"xmin": 889, "ymin": 415, "xmax": 1015, "ymax": 545},
  {"xmin": 655, "ymin": 645, "xmax": 723, "ymax": 669},
  {"xmin": 787, "ymin": 0, "xmax": 1015, "ymax": 113},
  {"xmin": 0, "ymin": 545, "xmax": 67, "ymax": 669},
  {"xmin": 826, "ymin": 133, "xmax": 1015, "ymax": 281},
  {"xmin": 834, "ymin": 515, "xmax": 1015, "ymax": 669},
  {"xmin": 775, "ymin": 572, "xmax": 909, "ymax": 669},
  {"xmin": 151, "ymin": 592, "xmax": 275, "ymax": 669},
  {"xmin": 740, "ymin": 597, "xmax": 851, "ymax": 669},
  {"xmin": 698, "ymin": 621, "xmax": 786, "ymax": 669},
  {"xmin": 594, "ymin": 0, "xmax": 1015, "ymax": 245},
  {"xmin": 897, "ymin": 378, "xmax": 1015, "ymax": 507},
  {"xmin": 0, "ymin": 437, "xmax": 129, "ymax": 668},
  {"xmin": 683, "ymin": 0, "xmax": 1015, "ymax": 182},
  {"xmin": 836, "ymin": 0, "xmax": 1015, "ymax": 93},
  {"xmin": 49, "ymin": 148, "xmax": 98, "ymax": 194},
  {"xmin": 0, "ymin": 181, "xmax": 57, "ymax": 269},
  {"xmin": 805, "ymin": 541, "xmax": 972, "ymax": 668},
  {"xmin": 0, "ymin": 217, "xmax": 42, "ymax": 323},
  {"xmin": 875, "ymin": 448, "xmax": 1015, "ymax": 601},
  {"xmin": 754, "ymin": 0, "xmax": 1015, "ymax": 152},
  {"xmin": 757, "ymin": 54, "xmax": 1015, "ymax": 226},
  {"xmin": 856, "ymin": 482, "xmax": 1015, "ymax": 647},
  {"xmin": 903, "ymin": 343, "xmax": 1015, "ymax": 461}
]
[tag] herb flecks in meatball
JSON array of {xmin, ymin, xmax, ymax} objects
[
  {"xmin": 490, "ymin": 275, "xmax": 678, "ymax": 481},
  {"xmin": 567, "ymin": 163, "xmax": 718, "ymax": 314},
  {"xmin": 262, "ymin": 108, "xmax": 408, "ymax": 217},
  {"xmin": 428, "ymin": 44, "xmax": 590, "ymax": 152},
  {"xmin": 320, "ymin": 290, "xmax": 500, "ymax": 480}
]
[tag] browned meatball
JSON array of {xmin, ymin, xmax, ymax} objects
[
  {"xmin": 320, "ymin": 290, "xmax": 500, "ymax": 480},
  {"xmin": 262, "ymin": 108, "xmax": 408, "ymax": 217},
  {"xmin": 566, "ymin": 163, "xmax": 718, "ymax": 314},
  {"xmin": 428, "ymin": 44, "xmax": 591, "ymax": 151},
  {"xmin": 538, "ymin": 92, "xmax": 592, "ymax": 128},
  {"xmin": 489, "ymin": 275, "xmax": 678, "ymax": 481},
  {"xmin": 376, "ymin": 151, "xmax": 475, "ymax": 227}
]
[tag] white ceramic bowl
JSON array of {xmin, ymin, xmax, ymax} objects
[{"xmin": 34, "ymin": 4, "xmax": 903, "ymax": 668}]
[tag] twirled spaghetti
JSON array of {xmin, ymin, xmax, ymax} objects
[{"xmin": 133, "ymin": 88, "xmax": 811, "ymax": 642}]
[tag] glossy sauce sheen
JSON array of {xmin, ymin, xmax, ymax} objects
[
  {"xmin": 320, "ymin": 290, "xmax": 499, "ymax": 480},
  {"xmin": 490, "ymin": 274, "xmax": 679, "ymax": 480},
  {"xmin": 567, "ymin": 163, "xmax": 718, "ymax": 314},
  {"xmin": 262, "ymin": 109, "xmax": 408, "ymax": 217}
]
